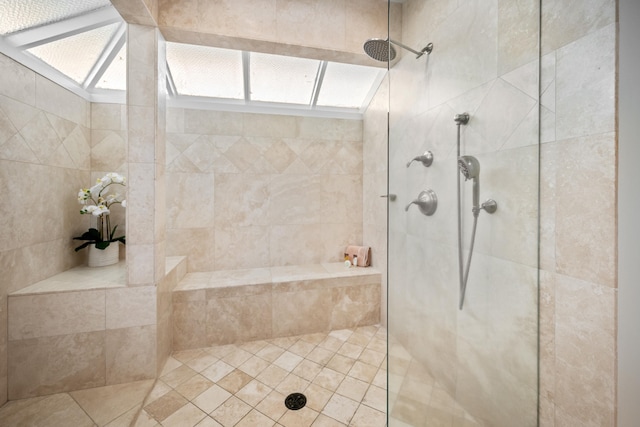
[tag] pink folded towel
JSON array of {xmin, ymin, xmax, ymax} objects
[{"xmin": 344, "ymin": 245, "xmax": 371, "ymax": 267}]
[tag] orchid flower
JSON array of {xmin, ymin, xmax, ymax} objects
[{"xmin": 74, "ymin": 172, "xmax": 127, "ymax": 251}]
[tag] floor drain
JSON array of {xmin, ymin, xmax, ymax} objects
[{"xmin": 284, "ymin": 392, "xmax": 307, "ymax": 410}]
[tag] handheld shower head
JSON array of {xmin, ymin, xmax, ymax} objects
[
  {"xmin": 458, "ymin": 155, "xmax": 480, "ymax": 212},
  {"xmin": 458, "ymin": 155, "xmax": 480, "ymax": 180}
]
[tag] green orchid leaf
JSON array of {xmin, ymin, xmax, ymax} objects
[
  {"xmin": 109, "ymin": 225, "xmax": 118, "ymax": 240},
  {"xmin": 73, "ymin": 228, "xmax": 102, "ymax": 241},
  {"xmin": 95, "ymin": 241, "xmax": 111, "ymax": 250},
  {"xmin": 74, "ymin": 241, "xmax": 93, "ymax": 252}
]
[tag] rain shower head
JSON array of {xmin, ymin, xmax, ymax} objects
[
  {"xmin": 458, "ymin": 155, "xmax": 480, "ymax": 181},
  {"xmin": 363, "ymin": 38, "xmax": 433, "ymax": 62}
]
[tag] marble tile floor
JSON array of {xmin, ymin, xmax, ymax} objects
[
  {"xmin": 0, "ymin": 378, "xmax": 155, "ymax": 426},
  {"xmin": 0, "ymin": 325, "xmax": 388, "ymax": 427},
  {"xmin": 0, "ymin": 324, "xmax": 481, "ymax": 427},
  {"xmin": 134, "ymin": 325, "xmax": 388, "ymax": 427},
  {"xmin": 386, "ymin": 342, "xmax": 484, "ymax": 427}
]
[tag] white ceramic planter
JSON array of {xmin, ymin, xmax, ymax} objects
[{"xmin": 88, "ymin": 243, "xmax": 119, "ymax": 267}]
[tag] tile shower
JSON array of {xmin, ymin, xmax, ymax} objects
[{"xmin": 0, "ymin": 0, "xmax": 622, "ymax": 426}]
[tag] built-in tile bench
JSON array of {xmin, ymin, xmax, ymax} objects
[
  {"xmin": 172, "ymin": 262, "xmax": 381, "ymax": 351},
  {"xmin": 7, "ymin": 256, "xmax": 187, "ymax": 400}
]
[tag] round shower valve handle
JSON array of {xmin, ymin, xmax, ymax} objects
[{"xmin": 405, "ymin": 190, "xmax": 438, "ymax": 216}]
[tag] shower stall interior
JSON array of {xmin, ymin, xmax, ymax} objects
[{"xmin": 383, "ymin": 1, "xmax": 540, "ymax": 426}]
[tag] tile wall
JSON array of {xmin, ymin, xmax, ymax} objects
[
  {"xmin": 0, "ymin": 52, "xmax": 92, "ymax": 406},
  {"xmin": 165, "ymin": 109, "xmax": 366, "ymax": 272},
  {"xmin": 381, "ymin": 0, "xmax": 618, "ymax": 426},
  {"xmin": 172, "ymin": 263, "xmax": 381, "ymax": 350},
  {"xmin": 7, "ymin": 274, "xmax": 158, "ymax": 400},
  {"xmin": 539, "ymin": 0, "xmax": 617, "ymax": 425},
  {"xmin": 385, "ymin": 0, "xmax": 540, "ymax": 425},
  {"xmin": 362, "ymin": 74, "xmax": 389, "ymax": 325},
  {"xmin": 157, "ymin": 0, "xmax": 401, "ymax": 67}
]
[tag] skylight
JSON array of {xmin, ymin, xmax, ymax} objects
[
  {"xmin": 0, "ymin": 0, "xmax": 112, "ymax": 35},
  {"xmin": 166, "ymin": 43, "xmax": 244, "ymax": 99},
  {"xmin": 0, "ymin": 2, "xmax": 386, "ymax": 118},
  {"xmin": 27, "ymin": 22, "xmax": 120, "ymax": 84},
  {"xmin": 166, "ymin": 42, "xmax": 386, "ymax": 118},
  {"xmin": 249, "ymin": 52, "xmax": 320, "ymax": 104}
]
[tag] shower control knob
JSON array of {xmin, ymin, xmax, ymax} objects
[
  {"xmin": 405, "ymin": 190, "xmax": 437, "ymax": 216},
  {"xmin": 406, "ymin": 151, "xmax": 433, "ymax": 168}
]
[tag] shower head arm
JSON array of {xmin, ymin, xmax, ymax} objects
[{"xmin": 389, "ymin": 39, "xmax": 433, "ymax": 58}]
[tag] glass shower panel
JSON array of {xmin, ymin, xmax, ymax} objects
[{"xmin": 386, "ymin": 1, "xmax": 540, "ymax": 426}]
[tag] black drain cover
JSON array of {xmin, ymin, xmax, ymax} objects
[{"xmin": 284, "ymin": 392, "xmax": 307, "ymax": 410}]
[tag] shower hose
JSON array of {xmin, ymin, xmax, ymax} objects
[{"xmin": 457, "ymin": 123, "xmax": 479, "ymax": 310}]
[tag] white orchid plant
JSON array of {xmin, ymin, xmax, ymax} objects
[{"xmin": 73, "ymin": 172, "xmax": 127, "ymax": 251}]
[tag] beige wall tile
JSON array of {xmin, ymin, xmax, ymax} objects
[
  {"xmin": 173, "ymin": 301, "xmax": 206, "ymax": 351},
  {"xmin": 272, "ymin": 289, "xmax": 332, "ymax": 337},
  {"xmin": 200, "ymin": 0, "xmax": 277, "ymax": 41},
  {"xmin": 167, "ymin": 107, "xmax": 364, "ymax": 271},
  {"xmin": 206, "ymin": 294, "xmax": 272, "ymax": 345},
  {"xmin": 106, "ymin": 286, "xmax": 157, "ymax": 329},
  {"xmin": 91, "ymin": 103, "xmax": 125, "ymax": 131},
  {"xmin": 0, "ymin": 54, "xmax": 36, "ymax": 106},
  {"xmin": 8, "ymin": 332, "xmax": 106, "ymax": 399},
  {"xmin": 214, "ymin": 225, "xmax": 270, "ymax": 270},
  {"xmin": 330, "ymin": 284, "xmax": 380, "ymax": 330},
  {"xmin": 127, "ymin": 163, "xmax": 156, "ymax": 244},
  {"xmin": 127, "ymin": 244, "xmax": 155, "ymax": 286},
  {"xmin": 167, "ymin": 172, "xmax": 215, "ymax": 229},
  {"xmin": 35, "ymin": 76, "xmax": 89, "ymax": 127},
  {"xmin": 555, "ymin": 133, "xmax": 616, "ymax": 287},
  {"xmin": 555, "ymin": 24, "xmax": 616, "ymax": 141},
  {"xmin": 243, "ymin": 113, "xmax": 297, "ymax": 139},
  {"xmin": 158, "ymin": 0, "xmax": 199, "ymax": 29},
  {"xmin": 9, "ymin": 291, "xmax": 105, "ymax": 340},
  {"xmin": 386, "ymin": 0, "xmax": 543, "ymax": 424},
  {"xmin": 277, "ymin": 0, "xmax": 346, "ymax": 51},
  {"xmin": 128, "ymin": 106, "xmax": 157, "ymax": 163},
  {"xmin": 215, "ymin": 174, "xmax": 270, "ymax": 227},
  {"xmin": 297, "ymin": 116, "xmax": 363, "ymax": 142},
  {"xmin": 166, "ymin": 228, "xmax": 215, "ymax": 271},
  {"xmin": 344, "ymin": 0, "xmax": 389, "ymax": 54},
  {"xmin": 541, "ymin": 0, "xmax": 616, "ymax": 53},
  {"xmin": 538, "ymin": 270, "xmax": 556, "ymax": 427},
  {"xmin": 91, "ymin": 130, "xmax": 127, "ymax": 171},
  {"xmin": 497, "ymin": 0, "xmax": 540, "ymax": 74},
  {"xmin": 106, "ymin": 325, "xmax": 157, "ymax": 384},
  {"xmin": 184, "ymin": 109, "xmax": 243, "ymax": 135},
  {"xmin": 158, "ymin": 0, "xmax": 387, "ymax": 64},
  {"xmin": 554, "ymin": 274, "xmax": 616, "ymax": 426},
  {"xmin": 269, "ymin": 223, "xmax": 363, "ymax": 266},
  {"xmin": 128, "ymin": 25, "xmax": 158, "ymax": 108}
]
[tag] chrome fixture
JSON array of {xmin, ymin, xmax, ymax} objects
[
  {"xmin": 363, "ymin": 38, "xmax": 434, "ymax": 62},
  {"xmin": 406, "ymin": 151, "xmax": 434, "ymax": 168},
  {"xmin": 380, "ymin": 194, "xmax": 397, "ymax": 201},
  {"xmin": 454, "ymin": 113, "xmax": 470, "ymax": 125},
  {"xmin": 458, "ymin": 155, "xmax": 498, "ymax": 217},
  {"xmin": 480, "ymin": 199, "xmax": 498, "ymax": 214},
  {"xmin": 458, "ymin": 155, "xmax": 480, "ymax": 212},
  {"xmin": 455, "ymin": 113, "xmax": 498, "ymax": 310},
  {"xmin": 405, "ymin": 190, "xmax": 438, "ymax": 216}
]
